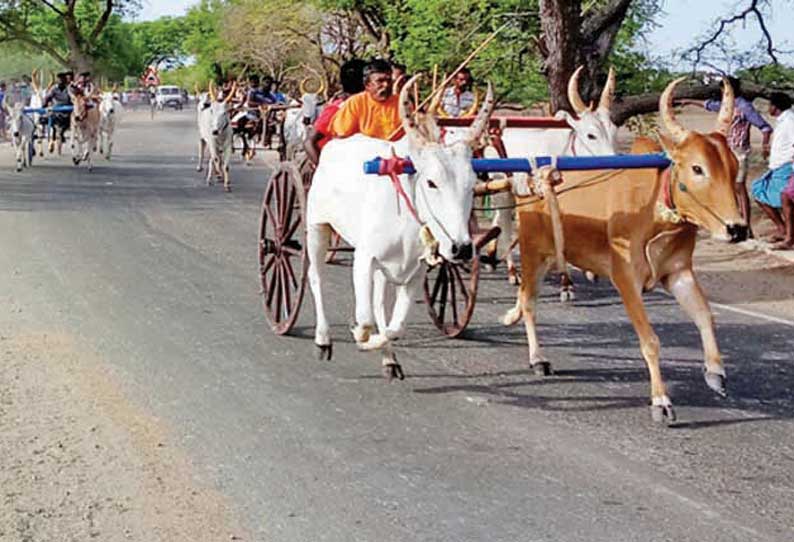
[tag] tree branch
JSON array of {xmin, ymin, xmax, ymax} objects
[
  {"xmin": 33, "ymin": 0, "xmax": 65, "ymax": 16},
  {"xmin": 581, "ymin": 0, "xmax": 632, "ymax": 42},
  {"xmin": 89, "ymin": 0, "xmax": 114, "ymax": 44},
  {"xmin": 686, "ymin": 0, "xmax": 780, "ymax": 72}
]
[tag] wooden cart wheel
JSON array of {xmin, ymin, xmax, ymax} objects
[
  {"xmin": 424, "ymin": 256, "xmax": 479, "ymax": 338},
  {"xmin": 423, "ymin": 225, "xmax": 500, "ymax": 338},
  {"xmin": 259, "ymin": 162, "xmax": 308, "ymax": 335}
]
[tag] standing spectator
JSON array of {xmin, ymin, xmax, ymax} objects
[
  {"xmin": 440, "ymin": 67, "xmax": 476, "ymax": 118},
  {"xmin": 774, "ymin": 174, "xmax": 794, "ymax": 250},
  {"xmin": 750, "ymin": 92, "xmax": 794, "ymax": 242},
  {"xmin": 678, "ymin": 77, "xmax": 773, "ymax": 236}
]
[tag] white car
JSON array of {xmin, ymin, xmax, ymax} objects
[{"xmin": 155, "ymin": 85, "xmax": 184, "ymax": 110}]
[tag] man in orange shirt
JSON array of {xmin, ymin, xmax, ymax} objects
[{"xmin": 330, "ymin": 59, "xmax": 403, "ymax": 141}]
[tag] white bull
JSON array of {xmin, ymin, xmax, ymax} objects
[
  {"xmin": 28, "ymin": 69, "xmax": 51, "ymax": 157},
  {"xmin": 306, "ymin": 75, "xmax": 495, "ymax": 378},
  {"xmin": 447, "ymin": 67, "xmax": 619, "ymax": 288},
  {"xmin": 197, "ymin": 83, "xmax": 234, "ymax": 191},
  {"xmin": 99, "ymin": 91, "xmax": 123, "ymax": 160},
  {"xmin": 282, "ymin": 77, "xmax": 326, "ymax": 159},
  {"xmin": 6, "ymin": 103, "xmax": 35, "ymax": 172}
]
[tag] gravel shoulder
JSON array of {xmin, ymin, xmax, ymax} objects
[{"xmin": 0, "ymin": 329, "xmax": 248, "ymax": 542}]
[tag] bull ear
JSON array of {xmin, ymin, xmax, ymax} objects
[{"xmin": 554, "ymin": 109, "xmax": 576, "ymax": 127}]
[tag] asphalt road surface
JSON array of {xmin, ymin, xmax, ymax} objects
[{"xmin": 1, "ymin": 110, "xmax": 793, "ymax": 542}]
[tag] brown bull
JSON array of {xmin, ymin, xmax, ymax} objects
[
  {"xmin": 506, "ymin": 77, "xmax": 747, "ymax": 423},
  {"xmin": 70, "ymin": 91, "xmax": 101, "ymax": 171}
]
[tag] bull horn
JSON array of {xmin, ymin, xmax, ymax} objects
[
  {"xmin": 466, "ymin": 82, "xmax": 495, "ymax": 147},
  {"xmin": 567, "ymin": 66, "xmax": 589, "ymax": 115},
  {"xmin": 428, "ymin": 84, "xmax": 444, "ymax": 116},
  {"xmin": 598, "ymin": 66, "xmax": 616, "ymax": 113},
  {"xmin": 318, "ymin": 77, "xmax": 326, "ymax": 96},
  {"xmin": 31, "ymin": 69, "xmax": 40, "ymax": 93},
  {"xmin": 299, "ymin": 77, "xmax": 313, "ymax": 96},
  {"xmin": 194, "ymin": 82, "xmax": 200, "ymax": 97},
  {"xmin": 224, "ymin": 81, "xmax": 237, "ymax": 103},
  {"xmin": 208, "ymin": 80, "xmax": 217, "ymax": 102},
  {"xmin": 714, "ymin": 77, "xmax": 735, "ymax": 136},
  {"xmin": 659, "ymin": 76, "xmax": 690, "ymax": 144},
  {"xmin": 47, "ymin": 72, "xmax": 55, "ymax": 90},
  {"xmin": 399, "ymin": 74, "xmax": 428, "ymax": 145},
  {"xmin": 462, "ymin": 88, "xmax": 481, "ymax": 118}
]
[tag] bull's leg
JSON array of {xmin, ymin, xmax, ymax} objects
[
  {"xmin": 99, "ymin": 131, "xmax": 104, "ymax": 155},
  {"xmin": 222, "ymin": 148, "xmax": 232, "ymax": 192},
  {"xmin": 663, "ymin": 269, "xmax": 726, "ymax": 396},
  {"xmin": 106, "ymin": 136, "xmax": 113, "ymax": 160},
  {"xmin": 364, "ymin": 271, "xmax": 406, "ymax": 380},
  {"xmin": 506, "ymin": 237, "xmax": 520, "ymax": 285},
  {"xmin": 517, "ymin": 254, "xmax": 553, "ymax": 375},
  {"xmin": 15, "ymin": 142, "xmax": 22, "ymax": 172},
  {"xmin": 373, "ymin": 270, "xmax": 390, "ymax": 338},
  {"xmin": 611, "ymin": 261, "xmax": 674, "ymax": 424},
  {"xmin": 206, "ymin": 154, "xmax": 216, "ymax": 185},
  {"xmin": 307, "ymin": 223, "xmax": 333, "ymax": 360},
  {"xmin": 197, "ymin": 139, "xmax": 205, "ymax": 172},
  {"xmin": 385, "ymin": 273, "xmax": 422, "ymax": 340},
  {"xmin": 351, "ymin": 252, "xmax": 375, "ymax": 346}
]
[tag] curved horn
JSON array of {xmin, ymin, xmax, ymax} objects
[
  {"xmin": 399, "ymin": 74, "xmax": 428, "ymax": 145},
  {"xmin": 462, "ymin": 88, "xmax": 481, "ymax": 118},
  {"xmin": 598, "ymin": 66, "xmax": 616, "ymax": 113},
  {"xmin": 317, "ymin": 76, "xmax": 326, "ymax": 96},
  {"xmin": 567, "ymin": 66, "xmax": 588, "ymax": 115},
  {"xmin": 31, "ymin": 69, "xmax": 40, "ymax": 93},
  {"xmin": 208, "ymin": 80, "xmax": 217, "ymax": 102},
  {"xmin": 224, "ymin": 81, "xmax": 237, "ymax": 103},
  {"xmin": 714, "ymin": 77, "xmax": 735, "ymax": 136},
  {"xmin": 659, "ymin": 76, "xmax": 689, "ymax": 144},
  {"xmin": 299, "ymin": 77, "xmax": 310, "ymax": 96},
  {"xmin": 428, "ymin": 84, "xmax": 444, "ymax": 116},
  {"xmin": 466, "ymin": 82, "xmax": 495, "ymax": 147},
  {"xmin": 47, "ymin": 72, "xmax": 55, "ymax": 90}
]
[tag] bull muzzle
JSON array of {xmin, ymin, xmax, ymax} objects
[
  {"xmin": 727, "ymin": 223, "xmax": 749, "ymax": 243},
  {"xmin": 451, "ymin": 242, "xmax": 473, "ymax": 262}
]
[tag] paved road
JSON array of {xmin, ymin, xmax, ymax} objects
[{"xmin": 1, "ymin": 111, "xmax": 793, "ymax": 542}]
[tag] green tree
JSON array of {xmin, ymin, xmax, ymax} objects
[{"xmin": 0, "ymin": 0, "xmax": 140, "ymax": 73}]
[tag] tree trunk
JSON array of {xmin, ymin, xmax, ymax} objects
[{"xmin": 538, "ymin": 0, "xmax": 583, "ymax": 113}]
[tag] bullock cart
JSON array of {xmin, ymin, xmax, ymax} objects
[
  {"xmin": 257, "ymin": 134, "xmax": 671, "ymax": 337},
  {"xmin": 230, "ymin": 104, "xmax": 294, "ymax": 162},
  {"xmin": 21, "ymin": 104, "xmax": 74, "ymax": 163}
]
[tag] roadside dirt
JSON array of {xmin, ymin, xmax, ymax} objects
[{"xmin": 0, "ymin": 331, "xmax": 248, "ymax": 542}]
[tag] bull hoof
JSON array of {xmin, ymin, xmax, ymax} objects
[
  {"xmin": 585, "ymin": 271, "xmax": 598, "ymax": 283},
  {"xmin": 508, "ymin": 273, "xmax": 521, "ymax": 286},
  {"xmin": 224, "ymin": 185, "xmax": 231, "ymax": 193},
  {"xmin": 559, "ymin": 287, "xmax": 575, "ymax": 303},
  {"xmin": 315, "ymin": 343, "xmax": 333, "ymax": 361},
  {"xmin": 650, "ymin": 396, "xmax": 676, "ymax": 425},
  {"xmin": 531, "ymin": 361, "xmax": 552, "ymax": 376},
  {"xmin": 15, "ymin": 166, "xmax": 21, "ymax": 173},
  {"xmin": 382, "ymin": 362, "xmax": 405, "ymax": 381},
  {"xmin": 704, "ymin": 371, "xmax": 727, "ymax": 397}
]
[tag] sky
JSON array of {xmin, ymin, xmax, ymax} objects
[{"xmin": 137, "ymin": 0, "xmax": 793, "ymax": 70}]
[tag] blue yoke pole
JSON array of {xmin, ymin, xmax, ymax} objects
[{"xmin": 363, "ymin": 154, "xmax": 672, "ymax": 176}]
